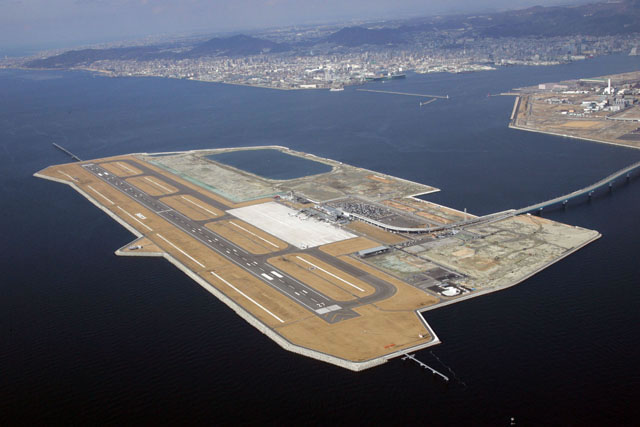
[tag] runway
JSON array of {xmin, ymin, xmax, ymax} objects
[{"xmin": 82, "ymin": 161, "xmax": 397, "ymax": 324}]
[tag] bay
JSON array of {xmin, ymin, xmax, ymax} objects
[{"xmin": 1, "ymin": 54, "xmax": 639, "ymax": 425}]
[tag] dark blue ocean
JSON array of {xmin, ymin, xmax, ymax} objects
[{"xmin": 2, "ymin": 55, "xmax": 640, "ymax": 425}]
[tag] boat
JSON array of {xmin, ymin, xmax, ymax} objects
[{"xmin": 365, "ymin": 73, "xmax": 406, "ymax": 82}]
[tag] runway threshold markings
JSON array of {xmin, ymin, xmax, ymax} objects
[
  {"xmin": 57, "ymin": 170, "xmax": 77, "ymax": 182},
  {"xmin": 295, "ymin": 256, "xmax": 365, "ymax": 293},
  {"xmin": 117, "ymin": 206, "xmax": 152, "ymax": 231},
  {"xmin": 87, "ymin": 185, "xmax": 115, "ymax": 205},
  {"xmin": 229, "ymin": 221, "xmax": 280, "ymax": 248},
  {"xmin": 210, "ymin": 271, "xmax": 285, "ymax": 323},
  {"xmin": 144, "ymin": 177, "xmax": 173, "ymax": 193},
  {"xmin": 156, "ymin": 233, "xmax": 205, "ymax": 268},
  {"xmin": 180, "ymin": 196, "xmax": 218, "ymax": 216},
  {"xmin": 116, "ymin": 162, "xmax": 136, "ymax": 174}
]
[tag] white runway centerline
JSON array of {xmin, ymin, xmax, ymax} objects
[
  {"xmin": 117, "ymin": 162, "xmax": 136, "ymax": 173},
  {"xmin": 156, "ymin": 233, "xmax": 205, "ymax": 268},
  {"xmin": 229, "ymin": 221, "xmax": 279, "ymax": 248},
  {"xmin": 295, "ymin": 256, "xmax": 365, "ymax": 293},
  {"xmin": 117, "ymin": 206, "xmax": 152, "ymax": 231},
  {"xmin": 87, "ymin": 185, "xmax": 114, "ymax": 205},
  {"xmin": 57, "ymin": 170, "xmax": 77, "ymax": 182},
  {"xmin": 180, "ymin": 196, "xmax": 218, "ymax": 216},
  {"xmin": 144, "ymin": 177, "xmax": 173, "ymax": 193},
  {"xmin": 210, "ymin": 271, "xmax": 284, "ymax": 323}
]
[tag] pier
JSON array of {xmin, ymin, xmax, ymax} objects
[
  {"xmin": 402, "ymin": 353, "xmax": 449, "ymax": 382},
  {"xmin": 53, "ymin": 143, "xmax": 82, "ymax": 162},
  {"xmin": 356, "ymin": 89, "xmax": 449, "ymax": 99}
]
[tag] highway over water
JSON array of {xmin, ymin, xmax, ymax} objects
[{"xmin": 515, "ymin": 160, "xmax": 640, "ymax": 214}]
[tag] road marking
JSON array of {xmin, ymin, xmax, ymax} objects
[
  {"xmin": 295, "ymin": 256, "xmax": 365, "ymax": 293},
  {"xmin": 87, "ymin": 185, "xmax": 115, "ymax": 205},
  {"xmin": 144, "ymin": 176, "xmax": 173, "ymax": 193},
  {"xmin": 116, "ymin": 162, "xmax": 136, "ymax": 174},
  {"xmin": 261, "ymin": 273, "xmax": 273, "ymax": 281},
  {"xmin": 229, "ymin": 221, "xmax": 280, "ymax": 248},
  {"xmin": 180, "ymin": 196, "xmax": 218, "ymax": 216},
  {"xmin": 210, "ymin": 271, "xmax": 284, "ymax": 323},
  {"xmin": 117, "ymin": 206, "xmax": 152, "ymax": 231},
  {"xmin": 156, "ymin": 233, "xmax": 205, "ymax": 268},
  {"xmin": 57, "ymin": 170, "xmax": 77, "ymax": 182},
  {"xmin": 316, "ymin": 304, "xmax": 342, "ymax": 315}
]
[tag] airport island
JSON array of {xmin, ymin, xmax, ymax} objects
[{"xmin": 35, "ymin": 146, "xmax": 600, "ymax": 371}]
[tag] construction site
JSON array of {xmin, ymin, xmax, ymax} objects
[{"xmin": 35, "ymin": 146, "xmax": 601, "ymax": 371}]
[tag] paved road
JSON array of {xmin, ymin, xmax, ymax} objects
[{"xmin": 83, "ymin": 162, "xmax": 385, "ymax": 323}]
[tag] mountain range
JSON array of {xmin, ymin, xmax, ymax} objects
[{"xmin": 24, "ymin": 0, "xmax": 640, "ymax": 69}]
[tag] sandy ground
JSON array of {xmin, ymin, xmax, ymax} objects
[
  {"xmin": 346, "ymin": 221, "xmax": 407, "ymax": 244},
  {"xmin": 160, "ymin": 194, "xmax": 224, "ymax": 221}
]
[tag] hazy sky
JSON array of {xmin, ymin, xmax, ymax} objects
[{"xmin": 1, "ymin": 0, "xmax": 584, "ymax": 49}]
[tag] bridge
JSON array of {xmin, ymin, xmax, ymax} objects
[
  {"xmin": 345, "ymin": 160, "xmax": 640, "ymax": 236},
  {"xmin": 515, "ymin": 160, "xmax": 640, "ymax": 214},
  {"xmin": 346, "ymin": 209, "xmax": 515, "ymax": 235}
]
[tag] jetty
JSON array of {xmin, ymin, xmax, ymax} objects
[
  {"xmin": 52, "ymin": 143, "xmax": 82, "ymax": 162},
  {"xmin": 357, "ymin": 89, "xmax": 449, "ymax": 99},
  {"xmin": 402, "ymin": 353, "xmax": 449, "ymax": 382}
]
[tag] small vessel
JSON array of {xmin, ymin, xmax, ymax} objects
[{"xmin": 329, "ymin": 86, "xmax": 344, "ymax": 92}]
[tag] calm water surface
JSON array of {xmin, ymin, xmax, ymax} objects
[
  {"xmin": 206, "ymin": 149, "xmax": 332, "ymax": 180},
  {"xmin": 1, "ymin": 55, "xmax": 640, "ymax": 425}
]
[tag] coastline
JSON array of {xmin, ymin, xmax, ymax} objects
[{"xmin": 509, "ymin": 122, "xmax": 640, "ymax": 151}]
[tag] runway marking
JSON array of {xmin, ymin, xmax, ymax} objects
[
  {"xmin": 144, "ymin": 176, "xmax": 173, "ymax": 193},
  {"xmin": 295, "ymin": 256, "xmax": 365, "ymax": 293},
  {"xmin": 261, "ymin": 273, "xmax": 273, "ymax": 281},
  {"xmin": 156, "ymin": 233, "xmax": 205, "ymax": 268},
  {"xmin": 229, "ymin": 221, "xmax": 279, "ymax": 248},
  {"xmin": 180, "ymin": 196, "xmax": 218, "ymax": 216},
  {"xmin": 211, "ymin": 271, "xmax": 284, "ymax": 323},
  {"xmin": 87, "ymin": 185, "xmax": 114, "ymax": 205},
  {"xmin": 315, "ymin": 304, "xmax": 342, "ymax": 315},
  {"xmin": 57, "ymin": 170, "xmax": 77, "ymax": 182},
  {"xmin": 116, "ymin": 162, "xmax": 136, "ymax": 174},
  {"xmin": 271, "ymin": 271, "xmax": 283, "ymax": 279},
  {"xmin": 116, "ymin": 206, "xmax": 153, "ymax": 231}
]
